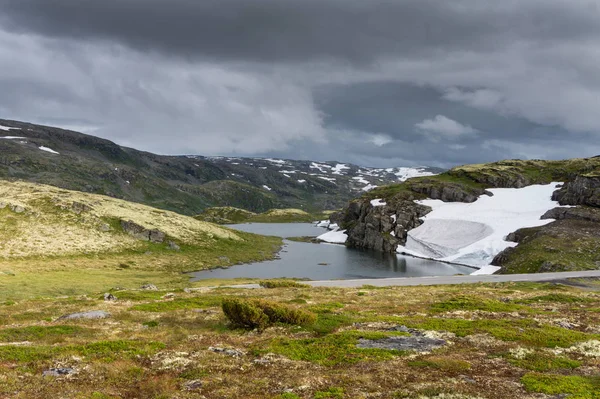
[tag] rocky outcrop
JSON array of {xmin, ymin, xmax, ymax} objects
[
  {"xmin": 120, "ymin": 220, "xmax": 166, "ymax": 243},
  {"xmin": 407, "ymin": 179, "xmax": 491, "ymax": 203},
  {"xmin": 552, "ymin": 174, "xmax": 600, "ymax": 207},
  {"xmin": 339, "ymin": 196, "xmax": 431, "ymax": 252},
  {"xmin": 541, "ymin": 206, "xmax": 600, "ymax": 223}
]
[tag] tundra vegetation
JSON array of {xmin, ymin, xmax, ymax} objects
[{"xmin": 0, "ymin": 279, "xmax": 599, "ymax": 398}]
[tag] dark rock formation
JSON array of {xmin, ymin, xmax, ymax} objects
[
  {"xmin": 407, "ymin": 179, "xmax": 491, "ymax": 203},
  {"xmin": 552, "ymin": 174, "xmax": 600, "ymax": 207},
  {"xmin": 541, "ymin": 206, "xmax": 600, "ymax": 223},
  {"xmin": 120, "ymin": 220, "xmax": 166, "ymax": 243},
  {"xmin": 341, "ymin": 197, "xmax": 431, "ymax": 252}
]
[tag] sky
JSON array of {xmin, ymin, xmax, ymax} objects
[{"xmin": 1, "ymin": 0, "xmax": 600, "ymax": 168}]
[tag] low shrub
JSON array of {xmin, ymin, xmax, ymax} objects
[
  {"xmin": 222, "ymin": 298, "xmax": 316, "ymax": 330},
  {"xmin": 259, "ymin": 280, "xmax": 309, "ymax": 289}
]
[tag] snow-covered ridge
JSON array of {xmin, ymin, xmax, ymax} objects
[{"xmin": 187, "ymin": 156, "xmax": 439, "ymax": 192}]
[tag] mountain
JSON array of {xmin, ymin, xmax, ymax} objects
[{"xmin": 0, "ymin": 119, "xmax": 441, "ymax": 215}]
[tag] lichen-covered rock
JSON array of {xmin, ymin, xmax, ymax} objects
[
  {"xmin": 120, "ymin": 220, "xmax": 166, "ymax": 243},
  {"xmin": 57, "ymin": 310, "xmax": 111, "ymax": 320}
]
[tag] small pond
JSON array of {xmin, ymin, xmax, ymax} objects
[{"xmin": 190, "ymin": 223, "xmax": 475, "ymax": 281}]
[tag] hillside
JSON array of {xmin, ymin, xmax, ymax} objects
[
  {"xmin": 0, "ymin": 180, "xmax": 281, "ymax": 299},
  {"xmin": 0, "ymin": 119, "xmax": 440, "ymax": 215},
  {"xmin": 331, "ymin": 158, "xmax": 600, "ymax": 273}
]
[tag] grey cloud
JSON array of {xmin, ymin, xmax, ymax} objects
[
  {"xmin": 1, "ymin": 0, "xmax": 599, "ymax": 64},
  {"xmin": 1, "ymin": 1, "xmax": 600, "ymax": 167}
]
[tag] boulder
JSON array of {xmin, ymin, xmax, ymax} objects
[
  {"xmin": 552, "ymin": 174, "xmax": 600, "ymax": 207},
  {"xmin": 120, "ymin": 220, "xmax": 166, "ymax": 243}
]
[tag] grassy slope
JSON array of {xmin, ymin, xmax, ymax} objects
[
  {"xmin": 0, "ymin": 281, "xmax": 599, "ymax": 398},
  {"xmin": 0, "ymin": 181, "xmax": 281, "ymax": 300},
  {"xmin": 364, "ymin": 157, "xmax": 600, "ymax": 201}
]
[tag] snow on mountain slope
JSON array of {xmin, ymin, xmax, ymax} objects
[
  {"xmin": 198, "ymin": 156, "xmax": 439, "ymax": 192},
  {"xmin": 400, "ymin": 183, "xmax": 562, "ymax": 271}
]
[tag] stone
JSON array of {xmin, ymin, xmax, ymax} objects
[
  {"xmin": 208, "ymin": 346, "xmax": 245, "ymax": 357},
  {"xmin": 103, "ymin": 293, "xmax": 117, "ymax": 301},
  {"xmin": 167, "ymin": 241, "xmax": 181, "ymax": 251},
  {"xmin": 58, "ymin": 310, "xmax": 111, "ymax": 320},
  {"xmin": 183, "ymin": 380, "xmax": 204, "ymax": 391},
  {"xmin": 120, "ymin": 220, "xmax": 165, "ymax": 243},
  {"xmin": 71, "ymin": 201, "xmax": 93, "ymax": 214},
  {"xmin": 43, "ymin": 368, "xmax": 75, "ymax": 377},
  {"xmin": 9, "ymin": 204, "xmax": 25, "ymax": 213},
  {"xmin": 99, "ymin": 223, "xmax": 111, "ymax": 232},
  {"xmin": 552, "ymin": 175, "xmax": 600, "ymax": 207},
  {"xmin": 162, "ymin": 293, "xmax": 176, "ymax": 299},
  {"xmin": 357, "ymin": 335, "xmax": 447, "ymax": 352},
  {"xmin": 141, "ymin": 284, "xmax": 158, "ymax": 291}
]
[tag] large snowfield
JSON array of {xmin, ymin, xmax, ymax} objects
[
  {"xmin": 319, "ymin": 183, "xmax": 562, "ymax": 275},
  {"xmin": 401, "ymin": 183, "xmax": 562, "ymax": 273}
]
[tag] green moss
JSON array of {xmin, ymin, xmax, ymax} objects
[
  {"xmin": 259, "ymin": 280, "xmax": 310, "ymax": 289},
  {"xmin": 0, "ymin": 325, "xmax": 92, "ymax": 343},
  {"xmin": 307, "ymin": 313, "xmax": 354, "ymax": 335},
  {"xmin": 521, "ymin": 373, "xmax": 600, "ymax": 398},
  {"xmin": 77, "ymin": 340, "xmax": 165, "ymax": 361},
  {"xmin": 408, "ymin": 357, "xmax": 471, "ymax": 372},
  {"xmin": 507, "ymin": 352, "xmax": 581, "ymax": 371},
  {"xmin": 261, "ymin": 331, "xmax": 407, "ymax": 366},
  {"xmin": 129, "ymin": 296, "xmax": 224, "ymax": 312},
  {"xmin": 314, "ymin": 387, "xmax": 345, "ymax": 398},
  {"xmin": 517, "ymin": 293, "xmax": 593, "ymax": 304},
  {"xmin": 396, "ymin": 317, "xmax": 597, "ymax": 347},
  {"xmin": 429, "ymin": 296, "xmax": 527, "ymax": 313},
  {"xmin": 0, "ymin": 345, "xmax": 60, "ymax": 362}
]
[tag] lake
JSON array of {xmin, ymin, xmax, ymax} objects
[{"xmin": 190, "ymin": 223, "xmax": 475, "ymax": 281}]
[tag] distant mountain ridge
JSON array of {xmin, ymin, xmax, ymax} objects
[{"xmin": 0, "ymin": 119, "xmax": 441, "ymax": 215}]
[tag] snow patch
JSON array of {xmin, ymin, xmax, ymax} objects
[
  {"xmin": 402, "ymin": 183, "xmax": 561, "ymax": 270},
  {"xmin": 0, "ymin": 125, "xmax": 19, "ymax": 131},
  {"xmin": 318, "ymin": 176, "xmax": 336, "ymax": 183},
  {"xmin": 262, "ymin": 185, "xmax": 272, "ymax": 191},
  {"xmin": 0, "ymin": 136, "xmax": 26, "ymax": 140},
  {"xmin": 331, "ymin": 163, "xmax": 350, "ymax": 175},
  {"xmin": 370, "ymin": 199, "xmax": 387, "ymax": 207},
  {"xmin": 317, "ymin": 229, "xmax": 348, "ymax": 244},
  {"xmin": 297, "ymin": 179, "xmax": 306, "ymax": 183},
  {"xmin": 39, "ymin": 146, "xmax": 59, "ymax": 154}
]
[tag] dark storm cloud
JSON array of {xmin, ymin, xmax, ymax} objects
[
  {"xmin": 1, "ymin": 0, "xmax": 599, "ymax": 63},
  {"xmin": 1, "ymin": 0, "xmax": 600, "ymax": 167}
]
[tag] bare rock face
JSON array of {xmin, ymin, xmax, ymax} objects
[
  {"xmin": 341, "ymin": 198, "xmax": 431, "ymax": 253},
  {"xmin": 541, "ymin": 206, "xmax": 600, "ymax": 223},
  {"xmin": 407, "ymin": 179, "xmax": 491, "ymax": 203},
  {"xmin": 120, "ymin": 220, "xmax": 166, "ymax": 243},
  {"xmin": 552, "ymin": 174, "xmax": 600, "ymax": 207}
]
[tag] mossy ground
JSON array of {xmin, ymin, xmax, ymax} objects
[{"xmin": 1, "ymin": 280, "xmax": 599, "ymax": 398}]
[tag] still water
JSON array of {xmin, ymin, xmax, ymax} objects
[{"xmin": 190, "ymin": 223, "xmax": 475, "ymax": 281}]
